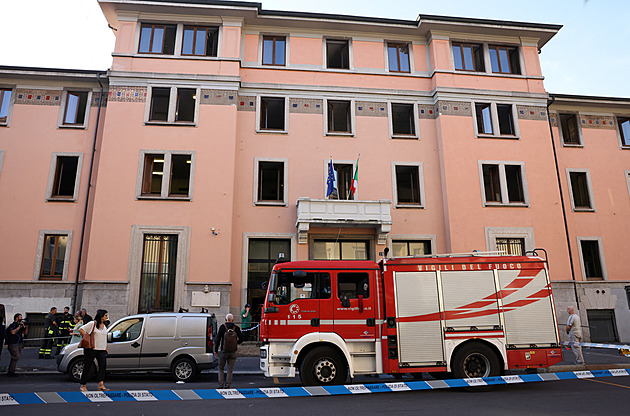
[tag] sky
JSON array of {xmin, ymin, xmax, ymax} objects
[{"xmin": 1, "ymin": 0, "xmax": 628, "ymax": 98}]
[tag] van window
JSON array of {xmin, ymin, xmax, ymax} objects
[
  {"xmin": 110, "ymin": 318, "xmax": 143, "ymax": 343},
  {"xmin": 146, "ymin": 316, "xmax": 176, "ymax": 337},
  {"xmin": 180, "ymin": 316, "xmax": 205, "ymax": 338},
  {"xmin": 337, "ymin": 272, "xmax": 370, "ymax": 299},
  {"xmin": 275, "ymin": 272, "xmax": 331, "ymax": 305}
]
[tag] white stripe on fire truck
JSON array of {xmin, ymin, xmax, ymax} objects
[
  {"xmin": 444, "ymin": 332, "xmax": 505, "ymax": 338},
  {"xmin": 2, "ymin": 369, "xmax": 629, "ymax": 405}
]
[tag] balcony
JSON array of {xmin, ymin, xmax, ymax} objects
[{"xmin": 296, "ymin": 197, "xmax": 392, "ymax": 244}]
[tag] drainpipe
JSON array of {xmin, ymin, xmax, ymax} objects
[
  {"xmin": 547, "ymin": 96, "xmax": 580, "ymax": 309},
  {"xmin": 72, "ymin": 72, "xmax": 105, "ymax": 314}
]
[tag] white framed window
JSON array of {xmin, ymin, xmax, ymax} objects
[
  {"xmin": 485, "ymin": 227, "xmax": 535, "ymax": 255},
  {"xmin": 557, "ymin": 112, "xmax": 583, "ymax": 147},
  {"xmin": 145, "ymin": 85, "xmax": 200, "ymax": 125},
  {"xmin": 472, "ymin": 101, "xmax": 520, "ymax": 139},
  {"xmin": 57, "ymin": 90, "xmax": 93, "ymax": 129},
  {"xmin": 386, "ymin": 42, "xmax": 413, "ymax": 73},
  {"xmin": 46, "ymin": 152, "xmax": 83, "ymax": 202},
  {"xmin": 615, "ymin": 116, "xmax": 630, "ymax": 149},
  {"xmin": 324, "ymin": 98, "xmax": 355, "ymax": 136},
  {"xmin": 260, "ymin": 34, "xmax": 288, "ymax": 66},
  {"xmin": 478, "ymin": 161, "xmax": 529, "ymax": 207},
  {"xmin": 392, "ymin": 162, "xmax": 425, "ymax": 208},
  {"xmin": 324, "ymin": 37, "xmax": 353, "ymax": 70},
  {"xmin": 387, "ymin": 234, "xmax": 436, "ymax": 257},
  {"xmin": 34, "ymin": 229, "xmax": 73, "ymax": 281},
  {"xmin": 0, "ymin": 87, "xmax": 15, "ymax": 126},
  {"xmin": 136, "ymin": 150, "xmax": 196, "ymax": 200},
  {"xmin": 323, "ymin": 158, "xmax": 357, "ymax": 200},
  {"xmin": 577, "ymin": 237, "xmax": 607, "ymax": 281},
  {"xmin": 566, "ymin": 168, "xmax": 595, "ymax": 212},
  {"xmin": 253, "ymin": 157, "xmax": 288, "ymax": 206},
  {"xmin": 256, "ymin": 95, "xmax": 288, "ymax": 133},
  {"xmin": 389, "ymin": 102, "xmax": 419, "ymax": 139}
]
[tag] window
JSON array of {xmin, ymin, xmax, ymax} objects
[
  {"xmin": 390, "ymin": 103, "xmax": 417, "ymax": 137},
  {"xmin": 586, "ymin": 309, "xmax": 618, "ymax": 342},
  {"xmin": 138, "ymin": 151, "xmax": 195, "ymax": 199},
  {"xmin": 489, "ymin": 45, "xmax": 521, "ymax": 74},
  {"xmin": 616, "ymin": 116, "xmax": 630, "ymax": 148},
  {"xmin": 387, "ymin": 43, "xmax": 410, "ymax": 73},
  {"xmin": 258, "ymin": 96, "xmax": 286, "ymax": 132},
  {"xmin": 392, "ymin": 240, "xmax": 432, "ymax": 257},
  {"xmin": 109, "ymin": 318, "xmax": 144, "ymax": 343},
  {"xmin": 139, "ymin": 23, "xmax": 176, "ymax": 54},
  {"xmin": 139, "ymin": 234, "xmax": 178, "ymax": 312},
  {"xmin": 578, "ymin": 238, "xmax": 605, "ymax": 280},
  {"xmin": 254, "ymin": 158, "xmax": 287, "ymax": 205},
  {"xmin": 326, "ymin": 39, "xmax": 350, "ymax": 69},
  {"xmin": 46, "ymin": 153, "xmax": 82, "ymax": 201},
  {"xmin": 273, "ymin": 272, "xmax": 331, "ymax": 305},
  {"xmin": 312, "ymin": 240, "xmax": 369, "ymax": 260},
  {"xmin": 147, "ymin": 86, "xmax": 198, "ymax": 124},
  {"xmin": 0, "ymin": 88, "xmax": 14, "ymax": 125},
  {"xmin": 262, "ymin": 36, "xmax": 286, "ymax": 66},
  {"xmin": 338, "ymin": 273, "xmax": 370, "ymax": 299},
  {"xmin": 39, "ymin": 234, "xmax": 68, "ymax": 279},
  {"xmin": 326, "ymin": 99, "xmax": 353, "ymax": 135},
  {"xmin": 473, "ymin": 102, "xmax": 518, "ymax": 138},
  {"xmin": 247, "ymin": 238, "xmax": 291, "ymax": 307},
  {"xmin": 479, "ymin": 161, "xmax": 528, "ymax": 206},
  {"xmin": 394, "ymin": 164, "xmax": 423, "ymax": 207},
  {"xmin": 567, "ymin": 169, "xmax": 594, "ymax": 211},
  {"xmin": 496, "ymin": 238, "xmax": 524, "ymax": 255},
  {"xmin": 182, "ymin": 26, "xmax": 218, "ymax": 56},
  {"xmin": 559, "ymin": 113, "xmax": 582, "ymax": 145},
  {"xmin": 61, "ymin": 91, "xmax": 90, "ymax": 127},
  {"xmin": 327, "ymin": 162, "xmax": 354, "ymax": 200},
  {"xmin": 452, "ymin": 42, "xmax": 484, "ymax": 72}
]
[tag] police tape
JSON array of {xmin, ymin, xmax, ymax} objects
[
  {"xmin": 562, "ymin": 341, "xmax": 630, "ymax": 350},
  {"xmin": 1, "ymin": 368, "xmax": 629, "ymax": 406}
]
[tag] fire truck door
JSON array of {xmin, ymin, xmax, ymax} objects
[{"xmin": 332, "ymin": 271, "xmax": 377, "ymax": 342}]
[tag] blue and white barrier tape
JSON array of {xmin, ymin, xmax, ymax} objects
[
  {"xmin": 1, "ymin": 368, "xmax": 628, "ymax": 406},
  {"xmin": 562, "ymin": 341, "xmax": 630, "ymax": 350}
]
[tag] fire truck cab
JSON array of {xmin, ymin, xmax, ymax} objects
[{"xmin": 259, "ymin": 252, "xmax": 562, "ymax": 386}]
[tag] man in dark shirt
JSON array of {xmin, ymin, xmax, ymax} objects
[
  {"xmin": 81, "ymin": 308, "xmax": 93, "ymax": 324},
  {"xmin": 214, "ymin": 313, "xmax": 243, "ymax": 388},
  {"xmin": 6, "ymin": 313, "xmax": 29, "ymax": 376},
  {"xmin": 39, "ymin": 307, "xmax": 57, "ymax": 358}
]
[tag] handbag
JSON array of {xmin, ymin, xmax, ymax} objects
[{"xmin": 79, "ymin": 328, "xmax": 94, "ymax": 349}]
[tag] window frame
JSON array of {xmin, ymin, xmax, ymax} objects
[
  {"xmin": 388, "ymin": 101, "xmax": 419, "ymax": 139},
  {"xmin": 558, "ymin": 112, "xmax": 584, "ymax": 147},
  {"xmin": 181, "ymin": 25, "xmax": 219, "ymax": 57},
  {"xmin": 323, "ymin": 159, "xmax": 357, "ymax": 200},
  {"xmin": 324, "ymin": 98, "xmax": 355, "ymax": 136},
  {"xmin": 488, "ymin": 44, "xmax": 521, "ymax": 75},
  {"xmin": 389, "ymin": 238, "xmax": 434, "ymax": 257},
  {"xmin": 566, "ymin": 168, "xmax": 596, "ymax": 212},
  {"xmin": 136, "ymin": 150, "xmax": 196, "ymax": 200},
  {"xmin": 45, "ymin": 152, "xmax": 83, "ymax": 202},
  {"xmin": 392, "ymin": 162, "xmax": 425, "ymax": 209},
  {"xmin": 138, "ymin": 23, "xmax": 177, "ymax": 55},
  {"xmin": 485, "ymin": 227, "xmax": 535, "ymax": 255},
  {"xmin": 478, "ymin": 161, "xmax": 529, "ymax": 207},
  {"xmin": 451, "ymin": 41, "xmax": 485, "ymax": 72},
  {"xmin": 144, "ymin": 86, "xmax": 200, "ymax": 126},
  {"xmin": 386, "ymin": 42, "xmax": 412, "ymax": 73},
  {"xmin": 577, "ymin": 237, "xmax": 607, "ymax": 281},
  {"xmin": 614, "ymin": 115, "xmax": 630, "ymax": 149},
  {"xmin": 253, "ymin": 157, "xmax": 288, "ymax": 206},
  {"xmin": 57, "ymin": 90, "xmax": 93, "ymax": 129},
  {"xmin": 0, "ymin": 87, "xmax": 15, "ymax": 127},
  {"xmin": 261, "ymin": 35, "xmax": 287, "ymax": 66},
  {"xmin": 472, "ymin": 101, "xmax": 520, "ymax": 139},
  {"xmin": 255, "ymin": 95, "xmax": 289, "ymax": 133},
  {"xmin": 324, "ymin": 38, "xmax": 352, "ymax": 70},
  {"xmin": 34, "ymin": 230, "xmax": 73, "ymax": 281}
]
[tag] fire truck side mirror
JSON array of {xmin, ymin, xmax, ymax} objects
[{"xmin": 267, "ymin": 293, "xmax": 275, "ymax": 303}]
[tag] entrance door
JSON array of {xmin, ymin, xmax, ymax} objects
[
  {"xmin": 139, "ymin": 234, "xmax": 177, "ymax": 313},
  {"xmin": 587, "ymin": 309, "xmax": 619, "ymax": 343}
]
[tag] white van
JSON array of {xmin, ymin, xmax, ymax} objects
[{"xmin": 57, "ymin": 312, "xmax": 217, "ymax": 382}]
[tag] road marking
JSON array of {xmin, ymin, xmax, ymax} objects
[{"xmin": 581, "ymin": 378, "xmax": 630, "ymax": 389}]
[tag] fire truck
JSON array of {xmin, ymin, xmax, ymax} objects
[{"xmin": 259, "ymin": 251, "xmax": 563, "ymax": 386}]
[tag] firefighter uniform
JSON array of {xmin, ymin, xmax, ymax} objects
[
  {"xmin": 56, "ymin": 312, "xmax": 72, "ymax": 352},
  {"xmin": 39, "ymin": 312, "xmax": 58, "ymax": 358}
]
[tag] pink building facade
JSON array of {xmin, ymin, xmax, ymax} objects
[{"xmin": 0, "ymin": 0, "xmax": 628, "ymax": 343}]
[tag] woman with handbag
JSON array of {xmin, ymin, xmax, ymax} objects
[{"xmin": 78, "ymin": 309, "xmax": 110, "ymax": 392}]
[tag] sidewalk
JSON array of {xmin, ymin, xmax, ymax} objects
[{"xmin": 1, "ymin": 345, "xmax": 628, "ymax": 376}]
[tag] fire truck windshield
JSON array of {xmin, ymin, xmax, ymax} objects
[{"xmin": 272, "ymin": 272, "xmax": 331, "ymax": 305}]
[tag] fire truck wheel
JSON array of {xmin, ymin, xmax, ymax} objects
[
  {"xmin": 300, "ymin": 347, "xmax": 348, "ymax": 386},
  {"xmin": 452, "ymin": 343, "xmax": 501, "ymax": 379}
]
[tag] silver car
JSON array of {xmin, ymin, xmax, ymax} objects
[{"xmin": 57, "ymin": 312, "xmax": 217, "ymax": 382}]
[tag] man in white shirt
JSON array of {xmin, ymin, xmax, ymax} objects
[{"xmin": 566, "ymin": 306, "xmax": 584, "ymax": 365}]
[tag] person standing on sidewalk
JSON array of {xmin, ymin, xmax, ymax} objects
[
  {"xmin": 79, "ymin": 309, "xmax": 110, "ymax": 392},
  {"xmin": 566, "ymin": 306, "xmax": 585, "ymax": 365},
  {"xmin": 6, "ymin": 313, "xmax": 29, "ymax": 377},
  {"xmin": 39, "ymin": 307, "xmax": 57, "ymax": 359},
  {"xmin": 56, "ymin": 306, "xmax": 72, "ymax": 353},
  {"xmin": 241, "ymin": 304, "xmax": 252, "ymax": 341},
  {"xmin": 214, "ymin": 313, "xmax": 243, "ymax": 389}
]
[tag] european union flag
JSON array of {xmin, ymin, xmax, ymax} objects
[{"xmin": 326, "ymin": 158, "xmax": 335, "ymax": 197}]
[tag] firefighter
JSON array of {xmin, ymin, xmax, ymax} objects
[
  {"xmin": 39, "ymin": 306, "xmax": 58, "ymax": 359},
  {"xmin": 55, "ymin": 306, "xmax": 72, "ymax": 353}
]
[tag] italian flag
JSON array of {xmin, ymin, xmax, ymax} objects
[{"xmin": 349, "ymin": 155, "xmax": 359, "ymax": 198}]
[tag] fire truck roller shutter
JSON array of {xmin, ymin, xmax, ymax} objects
[{"xmin": 441, "ymin": 270, "xmax": 501, "ymax": 329}]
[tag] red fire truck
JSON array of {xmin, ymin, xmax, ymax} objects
[{"xmin": 259, "ymin": 251, "xmax": 563, "ymax": 385}]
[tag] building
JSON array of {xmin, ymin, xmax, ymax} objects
[{"xmin": 0, "ymin": 0, "xmax": 628, "ymax": 343}]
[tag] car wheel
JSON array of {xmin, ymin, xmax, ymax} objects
[
  {"xmin": 68, "ymin": 357, "xmax": 84, "ymax": 382},
  {"xmin": 300, "ymin": 347, "xmax": 348, "ymax": 386},
  {"xmin": 172, "ymin": 357, "xmax": 197, "ymax": 382}
]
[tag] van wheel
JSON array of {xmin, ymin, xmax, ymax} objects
[
  {"xmin": 300, "ymin": 347, "xmax": 347, "ymax": 386},
  {"xmin": 452, "ymin": 343, "xmax": 501, "ymax": 379},
  {"xmin": 68, "ymin": 358, "xmax": 85, "ymax": 382},
  {"xmin": 172, "ymin": 357, "xmax": 197, "ymax": 382}
]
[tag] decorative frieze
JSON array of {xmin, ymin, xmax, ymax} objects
[
  {"xmin": 549, "ymin": 113, "xmax": 559, "ymax": 127},
  {"xmin": 14, "ymin": 89, "xmax": 61, "ymax": 106},
  {"xmin": 436, "ymin": 101, "xmax": 471, "ymax": 117},
  {"xmin": 237, "ymin": 96, "xmax": 256, "ymax": 111},
  {"xmin": 517, "ymin": 106, "xmax": 548, "ymax": 121},
  {"xmin": 200, "ymin": 89, "xmax": 237, "ymax": 105},
  {"xmin": 108, "ymin": 86, "xmax": 147, "ymax": 103},
  {"xmin": 580, "ymin": 115, "xmax": 616, "ymax": 130},
  {"xmin": 356, "ymin": 101, "xmax": 388, "ymax": 117},
  {"xmin": 418, "ymin": 104, "xmax": 438, "ymax": 119},
  {"xmin": 289, "ymin": 98, "xmax": 323, "ymax": 114}
]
